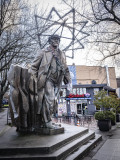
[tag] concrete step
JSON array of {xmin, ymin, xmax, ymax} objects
[
  {"xmin": 0, "ymin": 124, "xmax": 102, "ymax": 160},
  {"xmin": 0, "ymin": 125, "xmax": 88, "ymax": 155},
  {"xmin": 0, "ymin": 131, "xmax": 102, "ymax": 160},
  {"xmin": 44, "ymin": 131, "xmax": 96, "ymax": 160},
  {"xmin": 65, "ymin": 134, "xmax": 102, "ymax": 160}
]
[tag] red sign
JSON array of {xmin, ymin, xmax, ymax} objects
[{"xmin": 66, "ymin": 93, "xmax": 90, "ymax": 98}]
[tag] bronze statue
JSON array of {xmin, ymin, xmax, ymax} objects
[
  {"xmin": 8, "ymin": 34, "xmax": 71, "ymax": 133},
  {"xmin": 30, "ymin": 35, "xmax": 71, "ymax": 129},
  {"xmin": 8, "ymin": 64, "xmax": 37, "ymax": 132}
]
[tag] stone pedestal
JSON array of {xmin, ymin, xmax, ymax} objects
[
  {"xmin": 35, "ymin": 126, "xmax": 64, "ymax": 135},
  {"xmin": 0, "ymin": 124, "xmax": 102, "ymax": 160}
]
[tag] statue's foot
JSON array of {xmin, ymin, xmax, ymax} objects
[{"xmin": 45, "ymin": 121, "xmax": 55, "ymax": 129}]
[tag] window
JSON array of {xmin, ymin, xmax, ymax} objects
[
  {"xmin": 94, "ymin": 88, "xmax": 99, "ymax": 95},
  {"xmin": 72, "ymin": 88, "xmax": 76, "ymax": 94},
  {"xmin": 77, "ymin": 88, "xmax": 80, "ymax": 94},
  {"xmin": 72, "ymin": 88, "xmax": 86, "ymax": 95},
  {"xmin": 80, "ymin": 88, "xmax": 86, "ymax": 94}
]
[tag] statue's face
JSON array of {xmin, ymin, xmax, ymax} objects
[{"xmin": 50, "ymin": 37, "xmax": 60, "ymax": 48}]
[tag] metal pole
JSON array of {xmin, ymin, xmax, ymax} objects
[{"xmin": 105, "ymin": 65, "xmax": 110, "ymax": 86}]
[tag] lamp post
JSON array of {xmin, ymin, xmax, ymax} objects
[{"xmin": 66, "ymin": 88, "xmax": 71, "ymax": 116}]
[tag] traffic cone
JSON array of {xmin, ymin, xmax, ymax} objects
[{"xmin": 77, "ymin": 119, "xmax": 80, "ymax": 126}]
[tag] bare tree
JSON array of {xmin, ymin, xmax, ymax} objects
[
  {"xmin": 61, "ymin": 0, "xmax": 120, "ymax": 66},
  {"xmin": 0, "ymin": 0, "xmax": 39, "ymax": 108},
  {"xmin": 88, "ymin": 0, "xmax": 120, "ymax": 63}
]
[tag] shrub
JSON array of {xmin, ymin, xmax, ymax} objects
[
  {"xmin": 105, "ymin": 111, "xmax": 115, "ymax": 124},
  {"xmin": 95, "ymin": 111, "xmax": 105, "ymax": 120},
  {"xmin": 95, "ymin": 110, "xmax": 115, "ymax": 123},
  {"xmin": 94, "ymin": 90, "xmax": 120, "ymax": 111}
]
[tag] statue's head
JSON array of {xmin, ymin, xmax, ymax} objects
[{"xmin": 48, "ymin": 34, "xmax": 60, "ymax": 49}]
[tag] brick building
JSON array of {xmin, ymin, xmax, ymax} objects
[{"xmin": 69, "ymin": 65, "xmax": 117, "ymax": 88}]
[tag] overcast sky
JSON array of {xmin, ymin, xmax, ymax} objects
[{"xmin": 27, "ymin": 0, "xmax": 120, "ymax": 77}]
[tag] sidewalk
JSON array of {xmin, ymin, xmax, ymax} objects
[
  {"xmin": 0, "ymin": 108, "xmax": 11, "ymax": 136},
  {"xmin": 1, "ymin": 109, "xmax": 120, "ymax": 160},
  {"xmin": 54, "ymin": 116, "xmax": 120, "ymax": 160},
  {"xmin": 83, "ymin": 122, "xmax": 120, "ymax": 160}
]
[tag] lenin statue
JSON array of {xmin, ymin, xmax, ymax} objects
[
  {"xmin": 30, "ymin": 35, "xmax": 71, "ymax": 129},
  {"xmin": 8, "ymin": 34, "xmax": 71, "ymax": 133}
]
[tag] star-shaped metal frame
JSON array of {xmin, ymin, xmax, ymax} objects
[{"xmin": 35, "ymin": 7, "xmax": 89, "ymax": 58}]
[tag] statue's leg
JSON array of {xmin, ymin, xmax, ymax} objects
[
  {"xmin": 37, "ymin": 89, "xmax": 44, "ymax": 114},
  {"xmin": 37, "ymin": 80, "xmax": 56, "ymax": 129},
  {"xmin": 44, "ymin": 80, "xmax": 55, "ymax": 128},
  {"xmin": 36, "ymin": 89, "xmax": 45, "ymax": 127}
]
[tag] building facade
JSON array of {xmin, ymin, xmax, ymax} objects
[{"xmin": 58, "ymin": 65, "xmax": 117, "ymax": 116}]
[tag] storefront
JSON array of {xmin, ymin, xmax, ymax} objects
[
  {"xmin": 58, "ymin": 83, "xmax": 115, "ymax": 116},
  {"xmin": 65, "ymin": 94, "xmax": 91, "ymax": 116},
  {"xmin": 77, "ymin": 100, "xmax": 87, "ymax": 114}
]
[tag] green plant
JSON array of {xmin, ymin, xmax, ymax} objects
[
  {"xmin": 94, "ymin": 90, "xmax": 120, "ymax": 111},
  {"xmin": 105, "ymin": 111, "xmax": 115, "ymax": 124},
  {"xmin": 117, "ymin": 107, "xmax": 120, "ymax": 114},
  {"xmin": 94, "ymin": 90, "xmax": 120, "ymax": 124},
  {"xmin": 95, "ymin": 110, "xmax": 115, "ymax": 123},
  {"xmin": 95, "ymin": 111, "xmax": 105, "ymax": 120},
  {"xmin": 108, "ymin": 93, "xmax": 120, "ymax": 113},
  {"xmin": 93, "ymin": 90, "xmax": 110, "ymax": 110}
]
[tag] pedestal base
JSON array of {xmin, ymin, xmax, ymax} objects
[
  {"xmin": 18, "ymin": 124, "xmax": 64, "ymax": 135},
  {"xmin": 35, "ymin": 126, "xmax": 64, "ymax": 135},
  {"xmin": 0, "ymin": 124, "xmax": 102, "ymax": 160}
]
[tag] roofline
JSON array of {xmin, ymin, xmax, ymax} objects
[
  {"xmin": 62, "ymin": 83, "xmax": 107, "ymax": 88},
  {"xmin": 68, "ymin": 65, "xmax": 115, "ymax": 68}
]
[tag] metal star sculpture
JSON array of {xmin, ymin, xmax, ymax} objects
[{"xmin": 35, "ymin": 7, "xmax": 89, "ymax": 58}]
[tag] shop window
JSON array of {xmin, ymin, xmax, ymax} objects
[
  {"xmin": 77, "ymin": 104, "xmax": 82, "ymax": 114},
  {"xmin": 72, "ymin": 88, "xmax": 76, "ymax": 94},
  {"xmin": 80, "ymin": 88, "xmax": 86, "ymax": 94},
  {"xmin": 72, "ymin": 88, "xmax": 86, "ymax": 95},
  {"xmin": 83, "ymin": 88, "xmax": 86, "ymax": 94},
  {"xmin": 94, "ymin": 88, "xmax": 99, "ymax": 95},
  {"xmin": 77, "ymin": 88, "xmax": 80, "ymax": 94}
]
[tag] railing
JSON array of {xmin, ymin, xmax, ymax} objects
[
  {"xmin": 7, "ymin": 110, "xmax": 97, "ymax": 130},
  {"xmin": 52, "ymin": 115, "xmax": 97, "ymax": 130}
]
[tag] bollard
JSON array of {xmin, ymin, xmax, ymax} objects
[{"xmin": 77, "ymin": 119, "xmax": 80, "ymax": 126}]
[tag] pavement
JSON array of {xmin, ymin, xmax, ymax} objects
[
  {"xmin": 1, "ymin": 109, "xmax": 120, "ymax": 160},
  {"xmin": 0, "ymin": 108, "xmax": 11, "ymax": 136},
  {"xmin": 81, "ymin": 120, "xmax": 120, "ymax": 160}
]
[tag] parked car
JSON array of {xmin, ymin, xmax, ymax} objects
[{"xmin": 2, "ymin": 98, "xmax": 9, "ymax": 107}]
